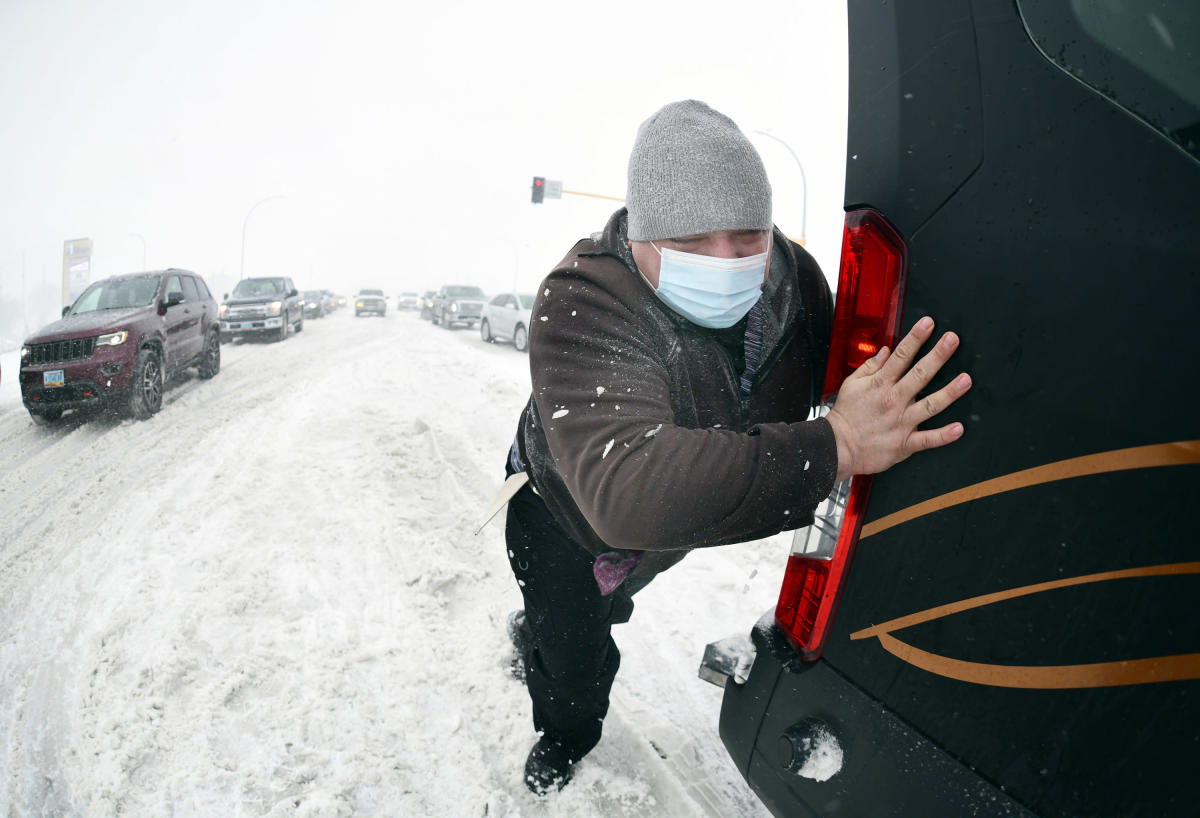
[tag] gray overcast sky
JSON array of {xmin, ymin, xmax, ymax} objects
[{"xmin": 0, "ymin": 0, "xmax": 846, "ymax": 326}]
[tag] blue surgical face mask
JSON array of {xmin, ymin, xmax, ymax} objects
[{"xmin": 648, "ymin": 241, "xmax": 769, "ymax": 329}]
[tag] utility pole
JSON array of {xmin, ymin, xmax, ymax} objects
[
  {"xmin": 240, "ymin": 195, "xmax": 287, "ymax": 279},
  {"xmin": 129, "ymin": 232, "xmax": 147, "ymax": 270},
  {"xmin": 755, "ymin": 130, "xmax": 808, "ymax": 246}
]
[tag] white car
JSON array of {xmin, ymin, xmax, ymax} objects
[{"xmin": 479, "ymin": 292, "xmax": 535, "ymax": 352}]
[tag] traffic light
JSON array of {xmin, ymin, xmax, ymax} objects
[{"xmin": 531, "ymin": 176, "xmax": 545, "ymax": 204}]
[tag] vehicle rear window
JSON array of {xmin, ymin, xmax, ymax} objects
[{"xmin": 1018, "ymin": 0, "xmax": 1199, "ymax": 160}]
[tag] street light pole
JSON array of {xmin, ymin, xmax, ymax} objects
[
  {"xmin": 129, "ymin": 232, "xmax": 147, "ymax": 270},
  {"xmin": 240, "ymin": 195, "xmax": 287, "ymax": 280},
  {"xmin": 755, "ymin": 130, "xmax": 808, "ymax": 246}
]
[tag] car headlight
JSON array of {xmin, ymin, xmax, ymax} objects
[
  {"xmin": 450, "ymin": 302, "xmax": 459, "ymax": 312},
  {"xmin": 268, "ymin": 301, "xmax": 283, "ymax": 315},
  {"xmin": 20, "ymin": 345, "xmax": 30, "ymax": 361},
  {"xmin": 219, "ymin": 304, "xmax": 228, "ymax": 317},
  {"xmin": 96, "ymin": 330, "xmax": 128, "ymax": 347}
]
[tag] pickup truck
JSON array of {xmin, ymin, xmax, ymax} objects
[
  {"xmin": 219, "ymin": 276, "xmax": 304, "ymax": 342},
  {"xmin": 431, "ymin": 285, "xmax": 487, "ymax": 329}
]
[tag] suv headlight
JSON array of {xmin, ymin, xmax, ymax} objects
[
  {"xmin": 450, "ymin": 301, "xmax": 459, "ymax": 312},
  {"xmin": 268, "ymin": 301, "xmax": 283, "ymax": 315},
  {"xmin": 219, "ymin": 304, "xmax": 228, "ymax": 317},
  {"xmin": 96, "ymin": 331, "xmax": 128, "ymax": 347},
  {"xmin": 20, "ymin": 345, "xmax": 30, "ymax": 361}
]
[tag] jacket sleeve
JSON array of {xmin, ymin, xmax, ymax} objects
[{"xmin": 528, "ymin": 256, "xmax": 838, "ymax": 552}]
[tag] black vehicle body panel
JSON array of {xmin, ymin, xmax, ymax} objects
[{"xmin": 717, "ymin": 1, "xmax": 1200, "ymax": 816}]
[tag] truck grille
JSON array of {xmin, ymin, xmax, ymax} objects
[
  {"xmin": 226, "ymin": 306, "xmax": 269, "ymax": 320},
  {"xmin": 27, "ymin": 337, "xmax": 96, "ymax": 365}
]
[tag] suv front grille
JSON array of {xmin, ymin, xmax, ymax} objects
[{"xmin": 27, "ymin": 337, "xmax": 96, "ymax": 365}]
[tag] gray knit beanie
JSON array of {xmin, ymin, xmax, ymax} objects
[{"xmin": 625, "ymin": 100, "xmax": 772, "ymax": 242}]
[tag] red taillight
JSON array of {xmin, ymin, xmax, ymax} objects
[
  {"xmin": 821, "ymin": 209, "xmax": 908, "ymax": 402},
  {"xmin": 776, "ymin": 208, "xmax": 907, "ymax": 661}
]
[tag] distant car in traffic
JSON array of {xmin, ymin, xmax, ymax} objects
[
  {"xmin": 19, "ymin": 269, "xmax": 221, "ymax": 423},
  {"xmin": 431, "ymin": 285, "xmax": 486, "ymax": 329},
  {"xmin": 219, "ymin": 276, "xmax": 304, "ymax": 342},
  {"xmin": 354, "ymin": 289, "xmax": 387, "ymax": 317},
  {"xmin": 701, "ymin": 3, "xmax": 1200, "ymax": 817},
  {"xmin": 419, "ymin": 290, "xmax": 437, "ymax": 320},
  {"xmin": 479, "ymin": 292, "xmax": 535, "ymax": 352},
  {"xmin": 302, "ymin": 290, "xmax": 328, "ymax": 319},
  {"xmin": 397, "ymin": 291, "xmax": 421, "ymax": 310}
]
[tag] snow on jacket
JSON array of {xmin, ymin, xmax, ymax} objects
[{"xmin": 513, "ymin": 208, "xmax": 838, "ymax": 582}]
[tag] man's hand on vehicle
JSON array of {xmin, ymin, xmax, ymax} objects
[{"xmin": 825, "ymin": 316, "xmax": 972, "ymax": 483}]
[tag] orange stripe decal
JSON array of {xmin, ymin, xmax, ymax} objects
[
  {"xmin": 850, "ymin": 562, "xmax": 1200, "ymax": 688},
  {"xmin": 860, "ymin": 440, "xmax": 1200, "ymax": 540},
  {"xmin": 873, "ymin": 633, "xmax": 1200, "ymax": 689}
]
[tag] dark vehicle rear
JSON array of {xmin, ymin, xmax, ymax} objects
[{"xmin": 705, "ymin": 2, "xmax": 1200, "ymax": 816}]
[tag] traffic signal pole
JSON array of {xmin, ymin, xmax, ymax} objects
[
  {"xmin": 561, "ymin": 189, "xmax": 624, "ymax": 202},
  {"xmin": 530, "ymin": 175, "xmax": 624, "ymax": 204}
]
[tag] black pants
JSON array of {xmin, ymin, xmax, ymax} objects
[{"xmin": 504, "ymin": 481, "xmax": 645, "ymax": 758}]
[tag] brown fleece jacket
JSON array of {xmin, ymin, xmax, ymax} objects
[{"xmin": 515, "ymin": 209, "xmax": 838, "ymax": 582}]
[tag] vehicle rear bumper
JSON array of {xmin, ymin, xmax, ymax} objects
[{"xmin": 715, "ymin": 613, "xmax": 1035, "ymax": 818}]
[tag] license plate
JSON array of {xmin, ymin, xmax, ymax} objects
[
  {"xmin": 44, "ymin": 370, "xmax": 65, "ymax": 387},
  {"xmin": 238, "ymin": 322, "xmax": 254, "ymax": 329}
]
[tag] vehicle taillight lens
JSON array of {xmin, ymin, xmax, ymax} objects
[
  {"xmin": 776, "ymin": 208, "xmax": 907, "ymax": 661},
  {"xmin": 821, "ymin": 209, "xmax": 908, "ymax": 402}
]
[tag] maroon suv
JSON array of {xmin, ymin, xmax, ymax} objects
[{"xmin": 19, "ymin": 269, "xmax": 221, "ymax": 423}]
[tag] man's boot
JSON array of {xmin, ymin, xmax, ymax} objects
[{"xmin": 524, "ymin": 734, "xmax": 581, "ymax": 795}]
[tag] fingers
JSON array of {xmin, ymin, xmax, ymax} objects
[
  {"xmin": 878, "ymin": 316, "xmax": 935, "ymax": 383},
  {"xmin": 905, "ymin": 421, "xmax": 965, "ymax": 455},
  {"xmin": 893, "ymin": 328, "xmax": 960, "ymax": 404},
  {"xmin": 902, "ymin": 372, "xmax": 972, "ymax": 428}
]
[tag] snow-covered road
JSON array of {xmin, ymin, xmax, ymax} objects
[{"xmin": 0, "ymin": 308, "xmax": 784, "ymax": 817}]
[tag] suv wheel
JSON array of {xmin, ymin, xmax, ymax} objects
[
  {"xmin": 276, "ymin": 318, "xmax": 288, "ymax": 342},
  {"xmin": 295, "ymin": 316, "xmax": 304, "ymax": 333},
  {"xmin": 129, "ymin": 347, "xmax": 164, "ymax": 419},
  {"xmin": 481, "ymin": 319, "xmax": 494, "ymax": 342},
  {"xmin": 197, "ymin": 331, "xmax": 221, "ymax": 379},
  {"xmin": 513, "ymin": 324, "xmax": 529, "ymax": 352}
]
